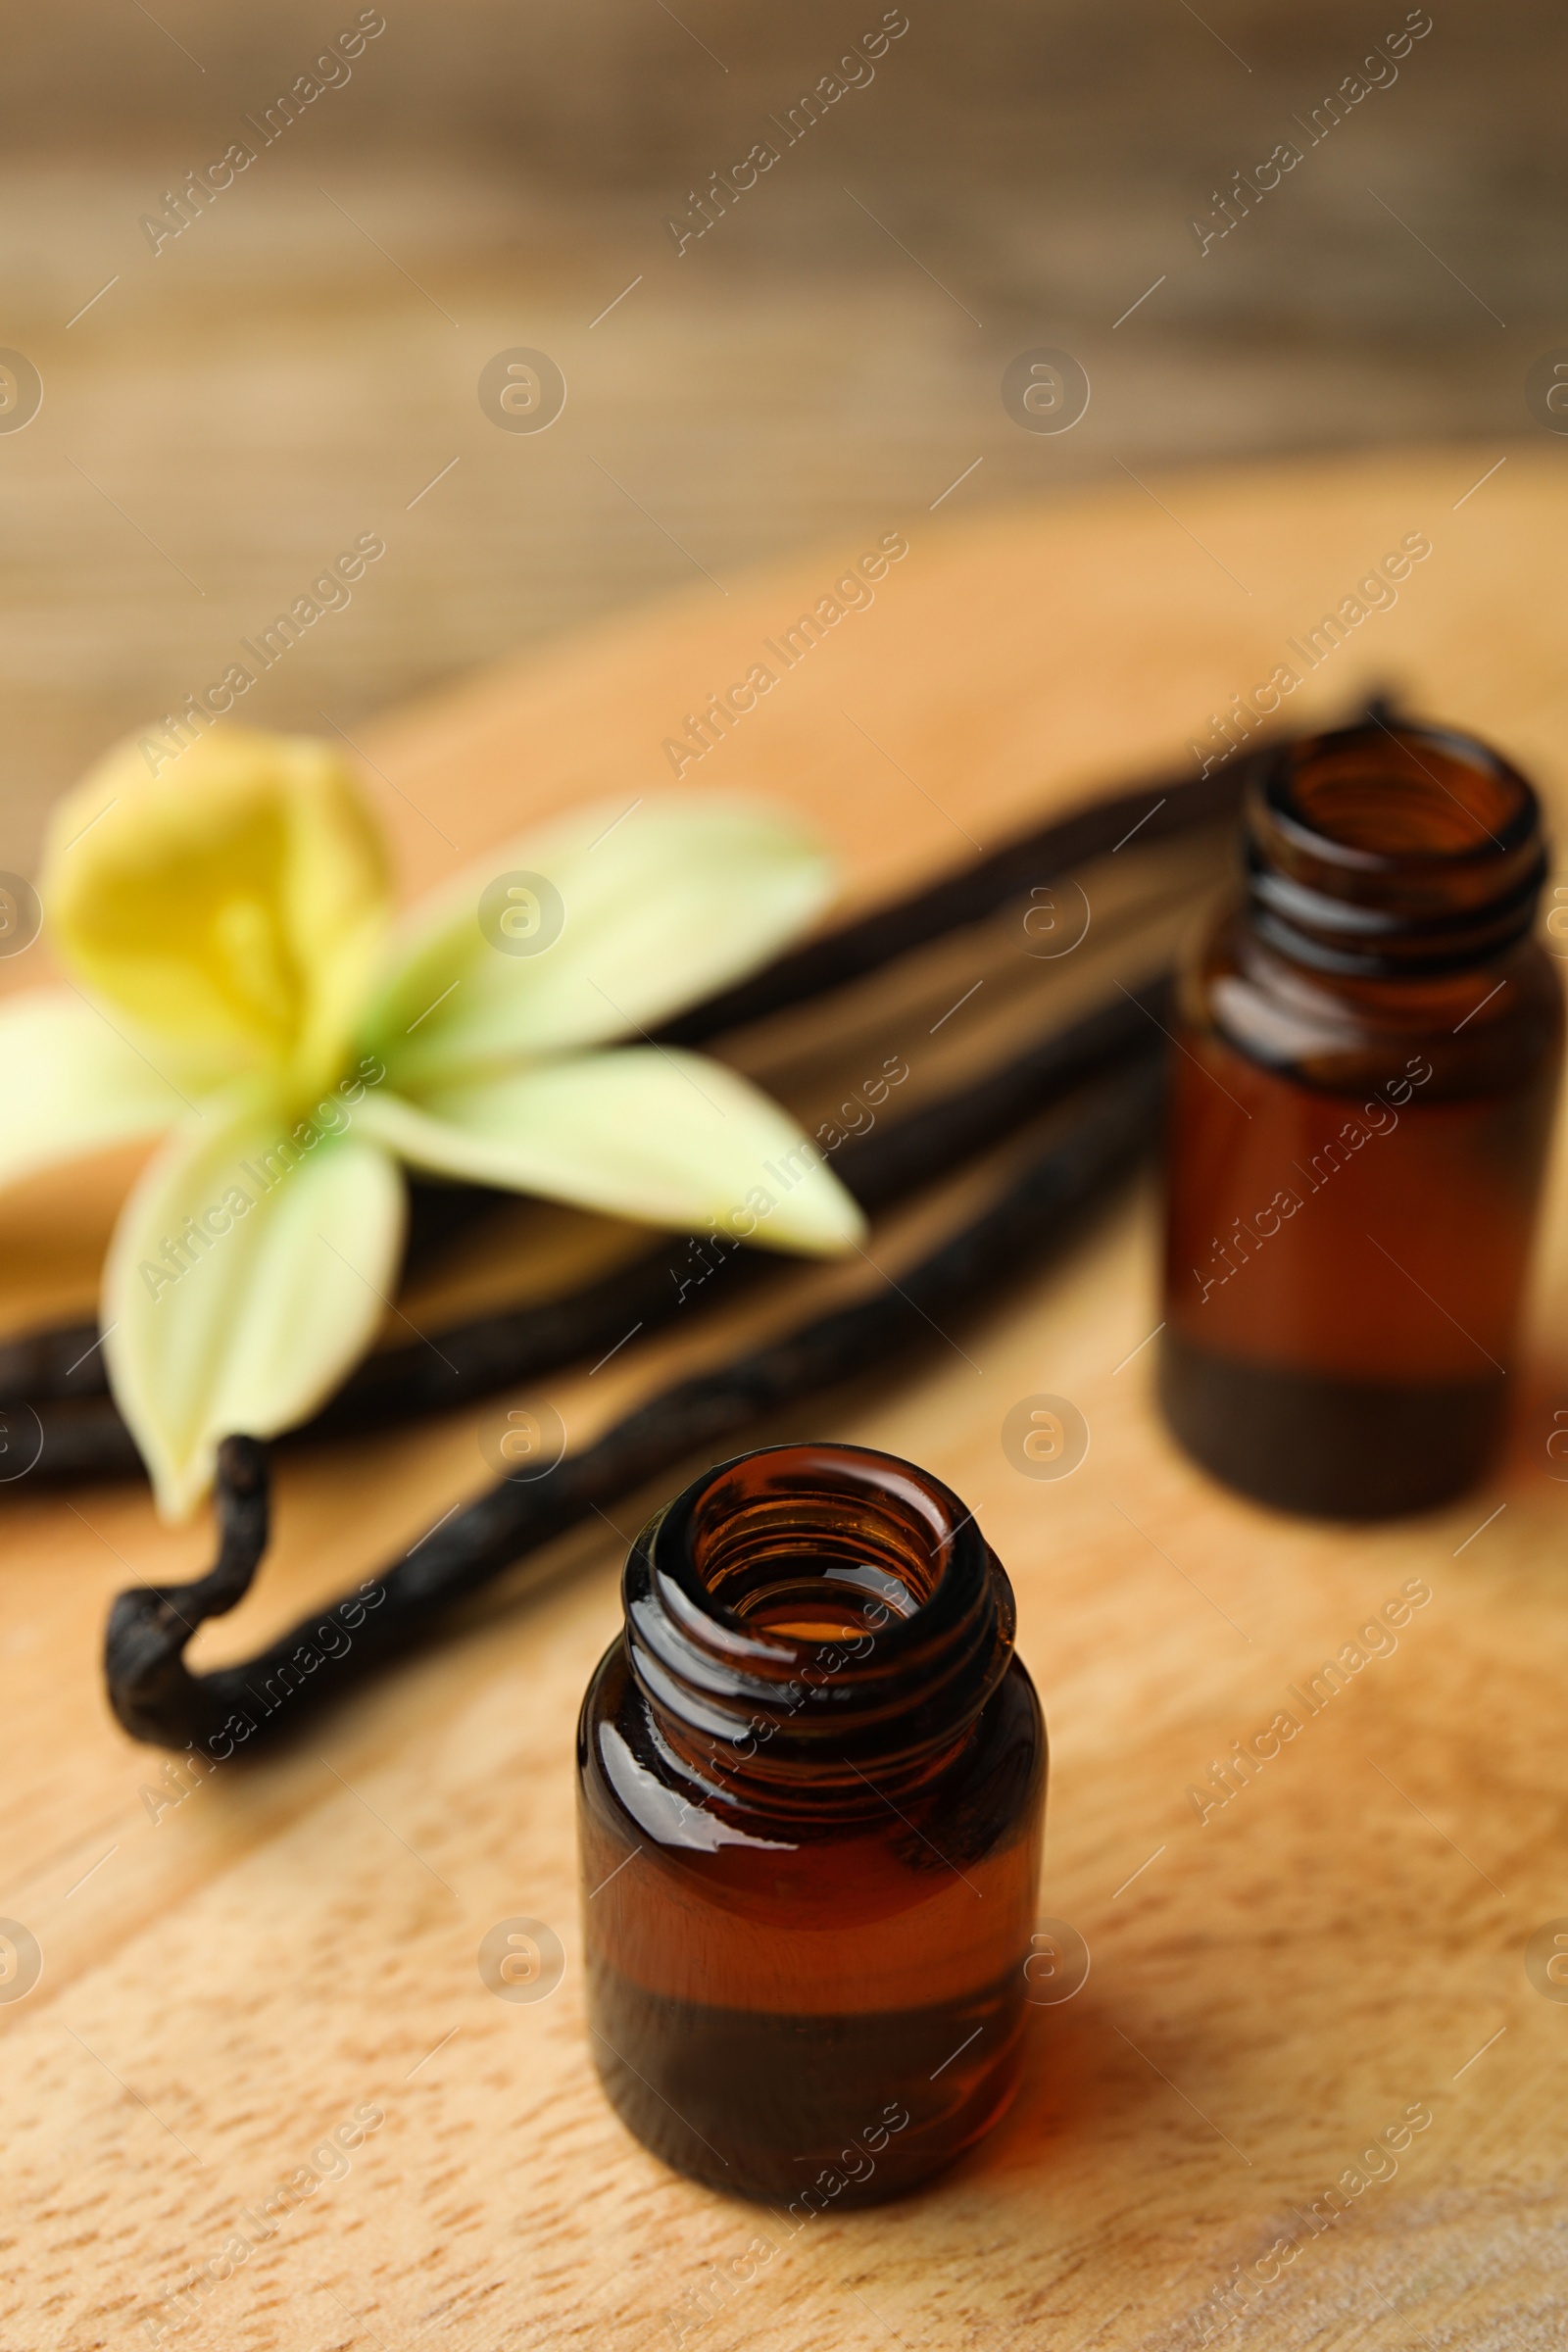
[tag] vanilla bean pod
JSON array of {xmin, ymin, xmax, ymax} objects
[
  {"xmin": 105, "ymin": 1436, "xmax": 269, "ymax": 1747},
  {"xmin": 16, "ymin": 981, "xmax": 1171, "ymax": 1480},
  {"xmin": 1, "ymin": 731, "xmax": 1262, "ymax": 1434},
  {"xmin": 2, "ymin": 751, "xmax": 1231, "ymax": 1418},
  {"xmin": 660, "ymin": 758, "xmax": 1250, "ymax": 1046},
  {"xmin": 105, "ymin": 1057, "xmax": 1162, "ymax": 1754},
  {"xmin": 307, "ymin": 983, "xmax": 1169, "ymax": 1436},
  {"xmin": 663, "ymin": 697, "xmax": 1392, "ymax": 1046}
]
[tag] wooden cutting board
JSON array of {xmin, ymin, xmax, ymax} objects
[{"xmin": 6, "ymin": 445, "xmax": 1568, "ymax": 2352}]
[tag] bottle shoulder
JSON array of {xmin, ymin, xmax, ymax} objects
[
  {"xmin": 578, "ymin": 1637, "xmax": 1044, "ymax": 1865},
  {"xmin": 1183, "ymin": 903, "xmax": 1564, "ymax": 1095}
]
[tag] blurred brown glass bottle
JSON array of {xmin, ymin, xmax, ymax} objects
[
  {"xmin": 577, "ymin": 1442, "xmax": 1045, "ymax": 2205},
  {"xmin": 1159, "ymin": 718, "xmax": 1563, "ymax": 1517}
]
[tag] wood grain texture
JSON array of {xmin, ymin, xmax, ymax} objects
[
  {"xmin": 6, "ymin": 448, "xmax": 1568, "ymax": 2351},
  {"xmin": 8, "ymin": 0, "xmax": 1566, "ymax": 872}
]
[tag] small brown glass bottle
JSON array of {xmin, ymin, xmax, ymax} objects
[
  {"xmin": 1160, "ymin": 718, "xmax": 1563, "ymax": 1518},
  {"xmin": 576, "ymin": 1442, "xmax": 1045, "ymax": 2204}
]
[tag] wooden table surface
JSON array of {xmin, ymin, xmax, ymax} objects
[{"xmin": 6, "ymin": 446, "xmax": 1568, "ymax": 2352}]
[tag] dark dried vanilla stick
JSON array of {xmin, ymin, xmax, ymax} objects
[
  {"xmin": 105, "ymin": 1436, "xmax": 270, "ymax": 1746},
  {"xmin": 661, "ymin": 758, "xmax": 1248, "ymax": 1044},
  {"xmin": 18, "ymin": 983, "xmax": 1173, "ymax": 1479},
  {"xmin": 104, "ymin": 1058, "xmax": 1161, "ymax": 1753},
  {"xmin": 11, "ymin": 723, "xmax": 1286, "ymax": 1491}
]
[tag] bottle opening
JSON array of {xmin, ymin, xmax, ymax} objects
[
  {"xmin": 690, "ymin": 1455, "xmax": 943, "ymax": 1641},
  {"xmin": 624, "ymin": 1444, "xmax": 1011, "ymax": 1774},
  {"xmin": 1278, "ymin": 729, "xmax": 1529, "ymax": 862},
  {"xmin": 1247, "ymin": 719, "xmax": 1546, "ymax": 974},
  {"xmin": 719, "ymin": 1567, "xmax": 913, "ymax": 1644}
]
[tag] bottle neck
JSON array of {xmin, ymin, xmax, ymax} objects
[
  {"xmin": 1243, "ymin": 721, "xmax": 1546, "ymax": 979},
  {"xmin": 621, "ymin": 1444, "xmax": 1014, "ymax": 1807}
]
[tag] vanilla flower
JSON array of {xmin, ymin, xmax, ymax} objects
[{"xmin": 2, "ymin": 727, "xmax": 864, "ymax": 1517}]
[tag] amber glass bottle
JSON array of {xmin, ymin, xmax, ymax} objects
[
  {"xmin": 1160, "ymin": 718, "xmax": 1563, "ymax": 1517},
  {"xmin": 576, "ymin": 1442, "xmax": 1045, "ymax": 2205}
]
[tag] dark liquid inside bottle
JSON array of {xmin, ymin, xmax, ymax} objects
[
  {"xmin": 577, "ymin": 1445, "xmax": 1045, "ymax": 2204},
  {"xmin": 1160, "ymin": 720, "xmax": 1563, "ymax": 1517}
]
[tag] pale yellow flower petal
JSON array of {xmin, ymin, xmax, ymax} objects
[
  {"xmin": 0, "ymin": 988, "xmax": 189, "ymax": 1191},
  {"xmin": 358, "ymin": 1052, "xmax": 866, "ymax": 1255},
  {"xmin": 43, "ymin": 726, "xmax": 392, "ymax": 1092},
  {"xmin": 361, "ymin": 795, "xmax": 836, "ymax": 1090},
  {"xmin": 104, "ymin": 1091, "xmax": 406, "ymax": 1518}
]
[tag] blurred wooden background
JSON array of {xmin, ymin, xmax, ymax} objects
[{"xmin": 0, "ymin": 0, "xmax": 1563, "ymax": 868}]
